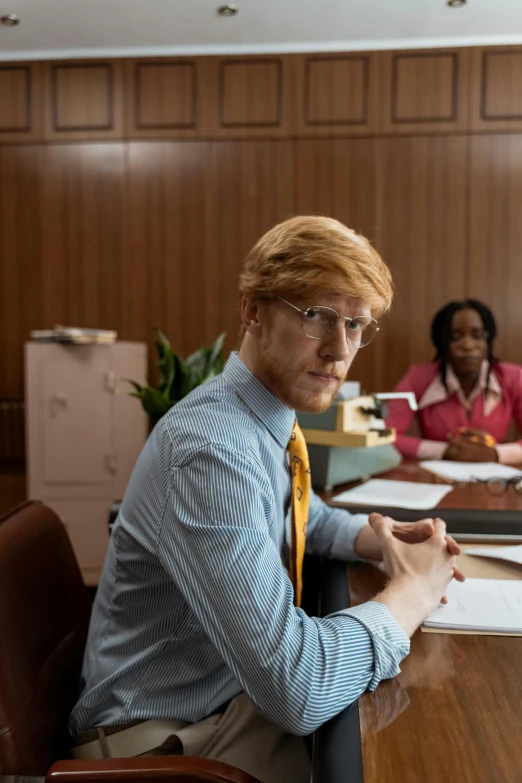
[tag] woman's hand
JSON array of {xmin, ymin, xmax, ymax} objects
[
  {"xmin": 457, "ymin": 427, "xmax": 496, "ymax": 448},
  {"xmin": 444, "ymin": 433, "xmax": 498, "ymax": 462}
]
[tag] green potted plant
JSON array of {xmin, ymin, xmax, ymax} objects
[{"xmin": 128, "ymin": 330, "xmax": 226, "ymax": 421}]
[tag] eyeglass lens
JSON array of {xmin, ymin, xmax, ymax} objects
[{"xmin": 301, "ymin": 307, "xmax": 378, "ymax": 347}]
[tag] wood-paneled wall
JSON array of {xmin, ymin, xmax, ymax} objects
[
  {"xmin": 1, "ymin": 44, "xmax": 522, "ymax": 511},
  {"xmin": 3, "ymin": 46, "xmax": 522, "ymax": 144}
]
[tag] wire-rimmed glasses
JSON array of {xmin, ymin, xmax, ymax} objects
[
  {"xmin": 277, "ymin": 297, "xmax": 379, "ymax": 348},
  {"xmin": 470, "ymin": 476, "xmax": 522, "ymax": 496}
]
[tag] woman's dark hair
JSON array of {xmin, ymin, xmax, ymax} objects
[{"xmin": 430, "ymin": 299, "xmax": 499, "ymax": 397}]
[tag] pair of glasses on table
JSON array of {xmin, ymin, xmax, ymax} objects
[{"xmin": 469, "ymin": 476, "xmax": 522, "ymax": 496}]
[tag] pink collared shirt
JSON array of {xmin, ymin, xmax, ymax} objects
[{"xmin": 386, "ymin": 360, "xmax": 522, "ymax": 464}]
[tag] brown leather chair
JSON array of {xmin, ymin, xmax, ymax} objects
[{"xmin": 0, "ymin": 502, "xmax": 260, "ymax": 783}]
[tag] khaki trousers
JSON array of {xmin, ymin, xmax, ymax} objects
[{"xmin": 73, "ymin": 694, "xmax": 311, "ymax": 783}]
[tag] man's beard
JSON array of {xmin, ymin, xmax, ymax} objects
[{"xmin": 259, "ymin": 335, "xmax": 344, "ymax": 413}]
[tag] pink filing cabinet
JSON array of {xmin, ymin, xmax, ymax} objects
[{"xmin": 25, "ymin": 341, "xmax": 148, "ymax": 585}]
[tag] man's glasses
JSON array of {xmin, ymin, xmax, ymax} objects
[
  {"xmin": 277, "ymin": 298, "xmax": 379, "ymax": 348},
  {"xmin": 471, "ymin": 476, "xmax": 522, "ymax": 496}
]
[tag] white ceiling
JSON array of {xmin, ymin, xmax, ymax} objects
[{"xmin": 1, "ymin": 0, "xmax": 522, "ymax": 62}]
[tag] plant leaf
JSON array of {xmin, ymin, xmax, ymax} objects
[
  {"xmin": 126, "ymin": 328, "xmax": 226, "ymax": 413},
  {"xmin": 170, "ymin": 352, "xmax": 189, "ymax": 402},
  {"xmin": 205, "ymin": 332, "xmax": 227, "ymax": 378},
  {"xmin": 206, "ymin": 332, "xmax": 226, "ymax": 375},
  {"xmin": 157, "ymin": 346, "xmax": 175, "ymax": 393},
  {"xmin": 124, "ymin": 379, "xmax": 144, "ymax": 394},
  {"xmin": 141, "ymin": 386, "xmax": 172, "ymax": 418}
]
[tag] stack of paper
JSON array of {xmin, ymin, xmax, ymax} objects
[
  {"xmin": 465, "ymin": 545, "xmax": 522, "ymax": 566},
  {"xmin": 332, "ymin": 478, "xmax": 453, "ymax": 510},
  {"xmin": 30, "ymin": 326, "xmax": 117, "ymax": 345},
  {"xmin": 419, "ymin": 461, "xmax": 522, "ymax": 483},
  {"xmin": 423, "ymin": 578, "xmax": 522, "ymax": 635}
]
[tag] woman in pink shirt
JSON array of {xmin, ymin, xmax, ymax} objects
[{"xmin": 386, "ymin": 299, "xmax": 522, "ymax": 463}]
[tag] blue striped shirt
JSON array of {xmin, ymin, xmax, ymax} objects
[{"xmin": 70, "ymin": 352, "xmax": 409, "ymax": 737}]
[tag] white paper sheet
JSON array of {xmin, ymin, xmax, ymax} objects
[
  {"xmin": 419, "ymin": 461, "xmax": 522, "ymax": 483},
  {"xmin": 423, "ymin": 578, "xmax": 522, "ymax": 633},
  {"xmin": 332, "ymin": 478, "xmax": 453, "ymax": 510},
  {"xmin": 465, "ymin": 545, "xmax": 522, "ymax": 566}
]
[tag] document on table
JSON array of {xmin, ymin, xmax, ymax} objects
[
  {"xmin": 332, "ymin": 478, "xmax": 453, "ymax": 510},
  {"xmin": 465, "ymin": 545, "xmax": 522, "ymax": 566},
  {"xmin": 423, "ymin": 578, "xmax": 522, "ymax": 634},
  {"xmin": 419, "ymin": 461, "xmax": 522, "ymax": 483}
]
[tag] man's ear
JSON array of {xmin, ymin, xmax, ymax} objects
[{"xmin": 241, "ymin": 297, "xmax": 263, "ymax": 335}]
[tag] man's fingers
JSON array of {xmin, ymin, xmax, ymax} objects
[
  {"xmin": 445, "ymin": 535, "xmax": 461, "ymax": 556},
  {"xmin": 453, "ymin": 565, "xmax": 466, "ymax": 582},
  {"xmin": 432, "ymin": 517, "xmax": 447, "ymax": 540},
  {"xmin": 391, "ymin": 519, "xmax": 434, "ymax": 542},
  {"xmin": 369, "ymin": 513, "xmax": 395, "ymax": 542}
]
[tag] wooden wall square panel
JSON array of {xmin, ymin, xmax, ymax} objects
[
  {"xmin": 468, "ymin": 135, "xmax": 522, "ymax": 364},
  {"xmin": 221, "ymin": 60, "xmax": 281, "ymax": 126},
  {"xmin": 126, "ymin": 58, "xmax": 214, "ymax": 138},
  {"xmin": 294, "ymin": 53, "xmax": 381, "ymax": 136},
  {"xmin": 470, "ymin": 47, "xmax": 522, "ymax": 132},
  {"xmin": 210, "ymin": 56, "xmax": 293, "ymax": 137},
  {"xmin": 380, "ymin": 49, "xmax": 469, "ymax": 133},
  {"xmin": 44, "ymin": 60, "xmax": 124, "ymax": 140},
  {"xmin": 135, "ymin": 61, "xmax": 195, "ymax": 127},
  {"xmin": 0, "ymin": 63, "xmax": 43, "ymax": 144}
]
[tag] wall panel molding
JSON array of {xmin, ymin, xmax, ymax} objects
[
  {"xmin": 0, "ymin": 62, "xmax": 43, "ymax": 143},
  {"xmin": 44, "ymin": 60, "xmax": 124, "ymax": 141},
  {"xmin": 470, "ymin": 46, "xmax": 522, "ymax": 131},
  {"xmin": 219, "ymin": 59, "xmax": 282, "ymax": 128},
  {"xmin": 126, "ymin": 58, "xmax": 216, "ymax": 139},
  {"xmin": 294, "ymin": 52, "xmax": 380, "ymax": 136},
  {"xmin": 381, "ymin": 48, "xmax": 470, "ymax": 134},
  {"xmin": 208, "ymin": 55, "xmax": 294, "ymax": 137}
]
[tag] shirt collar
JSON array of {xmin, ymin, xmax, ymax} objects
[
  {"xmin": 418, "ymin": 360, "xmax": 502, "ymax": 415},
  {"xmin": 223, "ymin": 351, "xmax": 296, "ymax": 449}
]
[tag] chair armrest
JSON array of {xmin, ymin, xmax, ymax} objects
[{"xmin": 46, "ymin": 757, "xmax": 262, "ymax": 783}]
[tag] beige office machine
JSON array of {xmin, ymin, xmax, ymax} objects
[
  {"xmin": 297, "ymin": 392, "xmax": 416, "ymax": 489},
  {"xmin": 302, "ymin": 395, "xmax": 396, "ymax": 449}
]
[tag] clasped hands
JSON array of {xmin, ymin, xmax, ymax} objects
[
  {"xmin": 354, "ymin": 513, "xmax": 465, "ymax": 604},
  {"xmin": 444, "ymin": 426, "xmax": 498, "ymax": 463}
]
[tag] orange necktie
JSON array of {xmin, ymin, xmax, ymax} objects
[{"xmin": 287, "ymin": 421, "xmax": 311, "ymax": 607}]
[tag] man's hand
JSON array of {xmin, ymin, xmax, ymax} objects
[
  {"xmin": 370, "ymin": 514, "xmax": 466, "ymax": 637},
  {"xmin": 354, "ymin": 516, "xmax": 461, "ymax": 562}
]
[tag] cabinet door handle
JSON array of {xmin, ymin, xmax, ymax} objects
[
  {"xmin": 105, "ymin": 371, "xmax": 116, "ymax": 393},
  {"xmin": 106, "ymin": 451, "xmax": 118, "ymax": 473},
  {"xmin": 49, "ymin": 393, "xmax": 68, "ymax": 418}
]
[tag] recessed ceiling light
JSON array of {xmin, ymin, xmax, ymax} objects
[
  {"xmin": 0, "ymin": 13, "xmax": 20, "ymax": 26},
  {"xmin": 447, "ymin": 0, "xmax": 467, "ymax": 7},
  {"xmin": 217, "ymin": 4, "xmax": 239, "ymax": 17}
]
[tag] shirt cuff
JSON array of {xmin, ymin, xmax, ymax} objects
[
  {"xmin": 338, "ymin": 601, "xmax": 410, "ymax": 689},
  {"xmin": 417, "ymin": 439, "xmax": 447, "ymax": 460},
  {"xmin": 329, "ymin": 511, "xmax": 369, "ymax": 562},
  {"xmin": 496, "ymin": 442, "xmax": 522, "ymax": 465}
]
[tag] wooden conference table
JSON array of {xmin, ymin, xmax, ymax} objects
[{"xmin": 313, "ymin": 461, "xmax": 522, "ymax": 783}]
